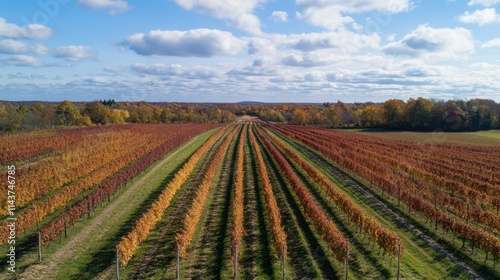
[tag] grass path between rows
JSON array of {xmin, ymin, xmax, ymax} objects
[{"xmin": 13, "ymin": 130, "xmax": 215, "ymax": 280}]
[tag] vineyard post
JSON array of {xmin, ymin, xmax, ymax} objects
[
  {"xmin": 282, "ymin": 245, "xmax": 285, "ymax": 280},
  {"xmin": 116, "ymin": 245, "xmax": 119, "ymax": 280},
  {"xmin": 345, "ymin": 244, "xmax": 349, "ymax": 280},
  {"xmin": 176, "ymin": 243, "xmax": 180, "ymax": 280},
  {"xmin": 466, "ymin": 203, "xmax": 470, "ymax": 225},
  {"xmin": 434, "ymin": 186, "xmax": 438, "ymax": 231},
  {"xmin": 233, "ymin": 244, "xmax": 237, "ymax": 280},
  {"xmin": 38, "ymin": 231, "xmax": 42, "ymax": 262},
  {"xmin": 397, "ymin": 243, "xmax": 400, "ymax": 280},
  {"xmin": 87, "ymin": 199, "xmax": 91, "ymax": 219},
  {"xmin": 396, "ymin": 171, "xmax": 401, "ymax": 207}
]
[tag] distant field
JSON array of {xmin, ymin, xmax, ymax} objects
[{"xmin": 343, "ymin": 128, "xmax": 500, "ymax": 146}]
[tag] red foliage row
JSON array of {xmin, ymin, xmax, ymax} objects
[
  {"xmin": 271, "ymin": 125, "xmax": 500, "ymax": 230},
  {"xmin": 270, "ymin": 124, "xmax": 499, "ymax": 262},
  {"xmin": 256, "ymin": 127, "xmax": 348, "ymax": 262},
  {"xmin": 259, "ymin": 126, "xmax": 402, "ymax": 258}
]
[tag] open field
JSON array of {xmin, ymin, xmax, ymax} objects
[
  {"xmin": 344, "ymin": 128, "xmax": 500, "ymax": 146},
  {"xmin": 1, "ymin": 123, "xmax": 499, "ymax": 279}
]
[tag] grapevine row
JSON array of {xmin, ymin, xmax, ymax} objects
[
  {"xmin": 0, "ymin": 129, "xmax": 152, "ymax": 215},
  {"xmin": 255, "ymin": 128, "xmax": 348, "ymax": 262},
  {"xmin": 1, "ymin": 125, "xmax": 213, "ymax": 244},
  {"xmin": 117, "ymin": 125, "xmax": 228, "ymax": 266},
  {"xmin": 247, "ymin": 126, "xmax": 287, "ymax": 259},
  {"xmin": 0, "ymin": 125, "xmax": 133, "ymax": 165},
  {"xmin": 260, "ymin": 126, "xmax": 402, "ymax": 258},
  {"xmin": 230, "ymin": 124, "xmax": 245, "ymax": 262},
  {"xmin": 270, "ymin": 124, "xmax": 500, "ymax": 262},
  {"xmin": 175, "ymin": 126, "xmax": 238, "ymax": 257},
  {"xmin": 35, "ymin": 124, "xmax": 219, "ymax": 247},
  {"xmin": 271, "ymin": 125, "xmax": 500, "ymax": 231}
]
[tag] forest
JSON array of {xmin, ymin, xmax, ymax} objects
[{"xmin": 0, "ymin": 97, "xmax": 498, "ymax": 132}]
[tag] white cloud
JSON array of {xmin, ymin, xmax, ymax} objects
[
  {"xmin": 54, "ymin": 46, "xmax": 97, "ymax": 61},
  {"xmin": 281, "ymin": 31, "xmax": 380, "ymax": 53},
  {"xmin": 0, "ymin": 55, "xmax": 44, "ymax": 67},
  {"xmin": 481, "ymin": 38, "xmax": 500, "ymax": 48},
  {"xmin": 0, "ymin": 40, "xmax": 49, "ymax": 55},
  {"xmin": 458, "ymin": 8, "xmax": 500, "ymax": 25},
  {"xmin": 84, "ymin": 77, "xmax": 110, "ymax": 84},
  {"xmin": 248, "ymin": 37, "xmax": 277, "ymax": 55},
  {"xmin": 468, "ymin": 0, "xmax": 500, "ymax": 6},
  {"xmin": 0, "ymin": 18, "xmax": 53, "ymax": 40},
  {"xmin": 296, "ymin": 0, "xmax": 411, "ymax": 30},
  {"xmin": 352, "ymin": 22, "xmax": 363, "ymax": 31},
  {"xmin": 0, "ymin": 40, "xmax": 29, "ymax": 54},
  {"xmin": 78, "ymin": 0, "xmax": 130, "ymax": 15},
  {"xmin": 382, "ymin": 25, "xmax": 474, "ymax": 60},
  {"xmin": 7, "ymin": 73, "xmax": 46, "ymax": 80},
  {"xmin": 173, "ymin": 0, "xmax": 266, "ymax": 34},
  {"xmin": 131, "ymin": 63, "xmax": 221, "ymax": 78},
  {"xmin": 123, "ymin": 29, "xmax": 245, "ymax": 57},
  {"xmin": 32, "ymin": 44, "xmax": 50, "ymax": 55},
  {"xmin": 271, "ymin": 11, "xmax": 288, "ymax": 22},
  {"xmin": 281, "ymin": 53, "xmax": 330, "ymax": 67}
]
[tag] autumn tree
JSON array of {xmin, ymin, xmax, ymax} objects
[
  {"xmin": 291, "ymin": 108, "xmax": 307, "ymax": 125},
  {"xmin": 361, "ymin": 105, "xmax": 383, "ymax": 127},
  {"xmin": 383, "ymin": 99, "xmax": 405, "ymax": 129},
  {"xmin": 405, "ymin": 97, "xmax": 434, "ymax": 130},
  {"xmin": 84, "ymin": 101, "xmax": 110, "ymax": 125},
  {"xmin": 55, "ymin": 100, "xmax": 82, "ymax": 126}
]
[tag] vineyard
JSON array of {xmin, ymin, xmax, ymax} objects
[{"xmin": 1, "ymin": 122, "xmax": 499, "ymax": 279}]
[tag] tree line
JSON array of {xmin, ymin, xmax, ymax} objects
[
  {"xmin": 1, "ymin": 97, "xmax": 499, "ymax": 132},
  {"xmin": 246, "ymin": 98, "xmax": 499, "ymax": 131},
  {"xmin": 0, "ymin": 100, "xmax": 237, "ymax": 132}
]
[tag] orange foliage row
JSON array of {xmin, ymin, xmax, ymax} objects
[
  {"xmin": 39, "ymin": 124, "xmax": 220, "ymax": 247},
  {"xmin": 0, "ymin": 129, "xmax": 152, "ymax": 215},
  {"xmin": 0, "ymin": 126, "xmax": 108, "ymax": 165},
  {"xmin": 260, "ymin": 126, "xmax": 402, "ymax": 258},
  {"xmin": 248, "ymin": 126, "xmax": 287, "ymax": 259},
  {"xmin": 175, "ymin": 126, "xmax": 238, "ymax": 257},
  {"xmin": 256, "ymin": 127, "xmax": 348, "ymax": 262},
  {"xmin": 230, "ymin": 125, "xmax": 245, "ymax": 261},
  {"xmin": 0, "ymin": 124, "xmax": 218, "ymax": 246},
  {"xmin": 117, "ymin": 125, "xmax": 229, "ymax": 266}
]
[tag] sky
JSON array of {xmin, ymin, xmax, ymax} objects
[{"xmin": 0, "ymin": 0, "xmax": 500, "ymax": 103}]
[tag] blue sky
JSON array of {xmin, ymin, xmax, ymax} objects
[{"xmin": 0, "ymin": 0, "xmax": 500, "ymax": 103}]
